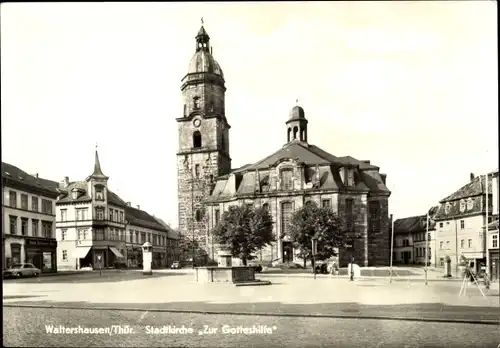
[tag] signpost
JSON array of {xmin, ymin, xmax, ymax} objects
[
  {"xmin": 312, "ymin": 237, "xmax": 318, "ymax": 280},
  {"xmin": 345, "ymin": 240, "xmax": 354, "ymax": 281}
]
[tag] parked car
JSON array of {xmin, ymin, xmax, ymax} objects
[
  {"xmin": 171, "ymin": 261, "xmax": 181, "ymax": 269},
  {"xmin": 3, "ymin": 263, "xmax": 41, "ymax": 278}
]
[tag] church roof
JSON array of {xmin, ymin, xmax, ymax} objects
[
  {"xmin": 208, "ymin": 140, "xmax": 389, "ymax": 202},
  {"xmin": 187, "ymin": 50, "xmax": 224, "ymax": 77}
]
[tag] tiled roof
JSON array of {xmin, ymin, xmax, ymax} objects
[
  {"xmin": 207, "ymin": 141, "xmax": 389, "ymax": 202},
  {"xmin": 2, "ymin": 162, "xmax": 59, "ymax": 196},
  {"xmin": 57, "ymin": 181, "xmax": 91, "ymax": 203},
  {"xmin": 488, "ymin": 219, "xmax": 499, "ymax": 231},
  {"xmin": 153, "ymin": 217, "xmax": 180, "ymax": 239},
  {"xmin": 107, "ymin": 190, "xmax": 127, "ymax": 207},
  {"xmin": 440, "ymin": 175, "xmax": 493, "ymax": 203},
  {"xmin": 126, "ymin": 206, "xmax": 168, "ymax": 232},
  {"xmin": 394, "ymin": 214, "xmax": 435, "ymax": 234}
]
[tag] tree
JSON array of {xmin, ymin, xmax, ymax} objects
[
  {"xmin": 213, "ymin": 205, "xmax": 275, "ymax": 265},
  {"xmin": 287, "ymin": 202, "xmax": 345, "ymax": 269},
  {"xmin": 177, "ymin": 233, "xmax": 207, "ymax": 265}
]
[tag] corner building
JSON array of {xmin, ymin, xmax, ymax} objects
[{"xmin": 176, "ymin": 25, "xmax": 391, "ymax": 266}]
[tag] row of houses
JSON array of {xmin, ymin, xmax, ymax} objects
[
  {"xmin": 2, "ymin": 151, "xmax": 181, "ymax": 273},
  {"xmin": 393, "ymin": 171, "xmax": 499, "ymax": 280}
]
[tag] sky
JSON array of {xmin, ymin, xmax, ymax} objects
[{"xmin": 1, "ymin": 1, "xmax": 498, "ymax": 228}]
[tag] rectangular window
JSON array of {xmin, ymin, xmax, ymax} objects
[
  {"xmin": 42, "ymin": 221, "xmax": 53, "ymax": 238},
  {"xmin": 32, "ymin": 197, "xmax": 39, "ymax": 212},
  {"xmin": 214, "ymin": 209, "xmax": 220, "ymax": 226},
  {"xmin": 446, "ymin": 240, "xmax": 450, "ymax": 249},
  {"xmin": 281, "ymin": 169, "xmax": 293, "ymax": 190},
  {"xmin": 428, "ymin": 248, "xmax": 431, "ymax": 259},
  {"xmin": 195, "ymin": 164, "xmax": 200, "ymax": 178},
  {"xmin": 136, "ymin": 231, "xmax": 140, "ymax": 243},
  {"xmin": 281, "ymin": 202, "xmax": 293, "ymax": 238},
  {"xmin": 493, "ymin": 235, "xmax": 498, "ymax": 248},
  {"xmin": 42, "ymin": 199, "xmax": 52, "ymax": 214},
  {"xmin": 141, "ymin": 233, "xmax": 146, "ymax": 244},
  {"xmin": 60, "ymin": 209, "xmax": 67, "ymax": 221},
  {"xmin": 440, "ymin": 258, "xmax": 444, "ymax": 267},
  {"xmin": 439, "ymin": 241, "xmax": 443, "ymax": 250},
  {"xmin": 96, "ymin": 208, "xmax": 104, "ymax": 220},
  {"xmin": 9, "ymin": 191, "xmax": 17, "ymax": 208},
  {"xmin": 460, "ymin": 220, "xmax": 465, "ymax": 230},
  {"xmin": 120, "ymin": 211, "xmax": 124, "ymax": 223},
  {"xmin": 460, "ymin": 239, "xmax": 464, "ymax": 248},
  {"xmin": 439, "ymin": 222, "xmax": 443, "ymax": 228},
  {"xmin": 427, "ymin": 233, "xmax": 431, "ymax": 240},
  {"xmin": 21, "ymin": 218, "xmax": 28, "ymax": 235},
  {"xmin": 61, "ymin": 229, "xmax": 67, "ymax": 241},
  {"xmin": 147, "ymin": 233, "xmax": 151, "ymax": 243},
  {"xmin": 129, "ymin": 230, "xmax": 133, "ymax": 243},
  {"xmin": 322, "ymin": 199, "xmax": 331, "ymax": 209},
  {"xmin": 9, "ymin": 216, "xmax": 17, "ymax": 234},
  {"xmin": 94, "ymin": 228, "xmax": 105, "ymax": 241},
  {"xmin": 21, "ymin": 194, "xmax": 28, "ymax": 210},
  {"xmin": 468, "ymin": 239, "xmax": 472, "ymax": 248},
  {"xmin": 345, "ymin": 198, "xmax": 354, "ymax": 231},
  {"xmin": 62, "ymin": 250, "xmax": 68, "ymax": 261},
  {"xmin": 109, "ymin": 209, "xmax": 113, "ymax": 221},
  {"xmin": 32, "ymin": 219, "xmax": 39, "ymax": 237},
  {"xmin": 76, "ymin": 208, "xmax": 88, "ymax": 221}
]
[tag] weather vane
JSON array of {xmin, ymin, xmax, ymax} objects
[
  {"xmin": 95, "ymin": 143, "xmax": 98, "ymax": 151},
  {"xmin": 201, "ymin": 17, "xmax": 204, "ymax": 25}
]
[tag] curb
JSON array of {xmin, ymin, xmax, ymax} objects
[{"xmin": 3, "ymin": 303, "xmax": 499, "ymax": 326}]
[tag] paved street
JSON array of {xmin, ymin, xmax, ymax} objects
[
  {"xmin": 4, "ymin": 307, "xmax": 499, "ymax": 348},
  {"xmin": 3, "ymin": 269, "xmax": 499, "ymax": 347}
]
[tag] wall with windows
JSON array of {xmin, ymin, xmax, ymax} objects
[
  {"xmin": 3, "ymin": 186, "xmax": 56, "ymax": 239},
  {"xmin": 435, "ymin": 215, "xmax": 485, "ymax": 270}
]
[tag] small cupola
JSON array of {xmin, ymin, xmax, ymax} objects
[{"xmin": 286, "ymin": 101, "xmax": 309, "ymax": 143}]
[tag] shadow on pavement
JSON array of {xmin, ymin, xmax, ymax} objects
[
  {"xmin": 3, "ymin": 271, "xmax": 188, "ymax": 284},
  {"xmin": 4, "ymin": 299, "xmax": 499, "ymax": 324}
]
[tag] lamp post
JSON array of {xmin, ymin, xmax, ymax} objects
[
  {"xmin": 425, "ymin": 212, "xmax": 429, "ymax": 286},
  {"xmin": 312, "ymin": 235, "xmax": 318, "ymax": 280},
  {"xmin": 390, "ymin": 214, "xmax": 395, "ymax": 283}
]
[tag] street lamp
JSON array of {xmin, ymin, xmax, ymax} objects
[
  {"xmin": 312, "ymin": 235, "xmax": 318, "ymax": 280},
  {"xmin": 348, "ymin": 233, "xmax": 362, "ymax": 281}
]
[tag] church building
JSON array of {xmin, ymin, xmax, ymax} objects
[{"xmin": 176, "ymin": 24, "xmax": 392, "ymax": 267}]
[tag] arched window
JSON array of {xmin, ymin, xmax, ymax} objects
[
  {"xmin": 369, "ymin": 201, "xmax": 380, "ymax": 232},
  {"xmin": 262, "ymin": 203, "xmax": 269, "ymax": 212},
  {"xmin": 193, "ymin": 131, "xmax": 202, "ymax": 148},
  {"xmin": 293, "ymin": 126, "xmax": 298, "ymax": 140},
  {"xmin": 287, "ymin": 128, "xmax": 291, "ymax": 142},
  {"xmin": 193, "ymin": 97, "xmax": 200, "ymax": 109},
  {"xmin": 300, "ymin": 128, "xmax": 305, "ymax": 141}
]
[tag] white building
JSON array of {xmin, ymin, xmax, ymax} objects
[{"xmin": 2, "ymin": 162, "xmax": 59, "ymax": 272}]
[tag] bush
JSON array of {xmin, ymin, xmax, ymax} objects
[{"xmin": 274, "ymin": 262, "xmax": 304, "ymax": 269}]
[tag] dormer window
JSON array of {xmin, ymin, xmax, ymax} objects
[
  {"xmin": 444, "ymin": 203, "xmax": 451, "ymax": 214},
  {"xmin": 459, "ymin": 199, "xmax": 466, "ymax": 213},
  {"xmin": 466, "ymin": 198, "xmax": 474, "ymax": 210},
  {"xmin": 347, "ymin": 169, "xmax": 354, "ymax": 187},
  {"xmin": 281, "ymin": 169, "xmax": 293, "ymax": 190},
  {"xmin": 72, "ymin": 190, "xmax": 79, "ymax": 200}
]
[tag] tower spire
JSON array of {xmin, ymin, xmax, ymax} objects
[
  {"xmin": 91, "ymin": 146, "xmax": 107, "ymax": 178},
  {"xmin": 196, "ymin": 19, "xmax": 210, "ymax": 52}
]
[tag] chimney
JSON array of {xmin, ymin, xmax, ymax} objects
[
  {"xmin": 470, "ymin": 173, "xmax": 475, "ymax": 182},
  {"xmin": 137, "ymin": 205, "xmax": 140, "ymax": 210},
  {"xmin": 36, "ymin": 173, "xmax": 39, "ymax": 179},
  {"xmin": 64, "ymin": 176, "xmax": 69, "ymax": 187},
  {"xmin": 126, "ymin": 202, "xmax": 131, "ymax": 207},
  {"xmin": 362, "ymin": 160, "xmax": 371, "ymax": 164}
]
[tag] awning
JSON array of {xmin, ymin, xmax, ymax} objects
[
  {"xmin": 73, "ymin": 247, "xmax": 91, "ymax": 259},
  {"xmin": 109, "ymin": 246, "xmax": 124, "ymax": 258}
]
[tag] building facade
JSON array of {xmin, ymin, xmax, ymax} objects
[
  {"xmin": 393, "ymin": 207, "xmax": 437, "ymax": 266},
  {"xmin": 434, "ymin": 172, "xmax": 498, "ymax": 275},
  {"xmin": 56, "ymin": 151, "xmax": 174, "ymax": 271},
  {"xmin": 176, "ymin": 25, "xmax": 392, "ymax": 267},
  {"xmin": 487, "ymin": 219, "xmax": 499, "ymax": 280},
  {"xmin": 153, "ymin": 217, "xmax": 181, "ymax": 267},
  {"xmin": 2, "ymin": 162, "xmax": 59, "ymax": 272}
]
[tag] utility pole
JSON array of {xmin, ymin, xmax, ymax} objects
[
  {"xmin": 390, "ymin": 214, "xmax": 394, "ymax": 283},
  {"xmin": 425, "ymin": 212, "xmax": 429, "ymax": 285},
  {"xmin": 485, "ymin": 173, "xmax": 490, "ymax": 278}
]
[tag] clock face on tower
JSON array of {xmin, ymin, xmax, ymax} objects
[{"xmin": 193, "ymin": 119, "xmax": 201, "ymax": 127}]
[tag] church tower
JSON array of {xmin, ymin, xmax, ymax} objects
[{"xmin": 176, "ymin": 22, "xmax": 231, "ymax": 263}]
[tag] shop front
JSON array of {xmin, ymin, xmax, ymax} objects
[
  {"xmin": 25, "ymin": 237, "xmax": 57, "ymax": 273},
  {"xmin": 152, "ymin": 247, "xmax": 166, "ymax": 268},
  {"xmin": 127, "ymin": 246, "xmax": 142, "ymax": 268}
]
